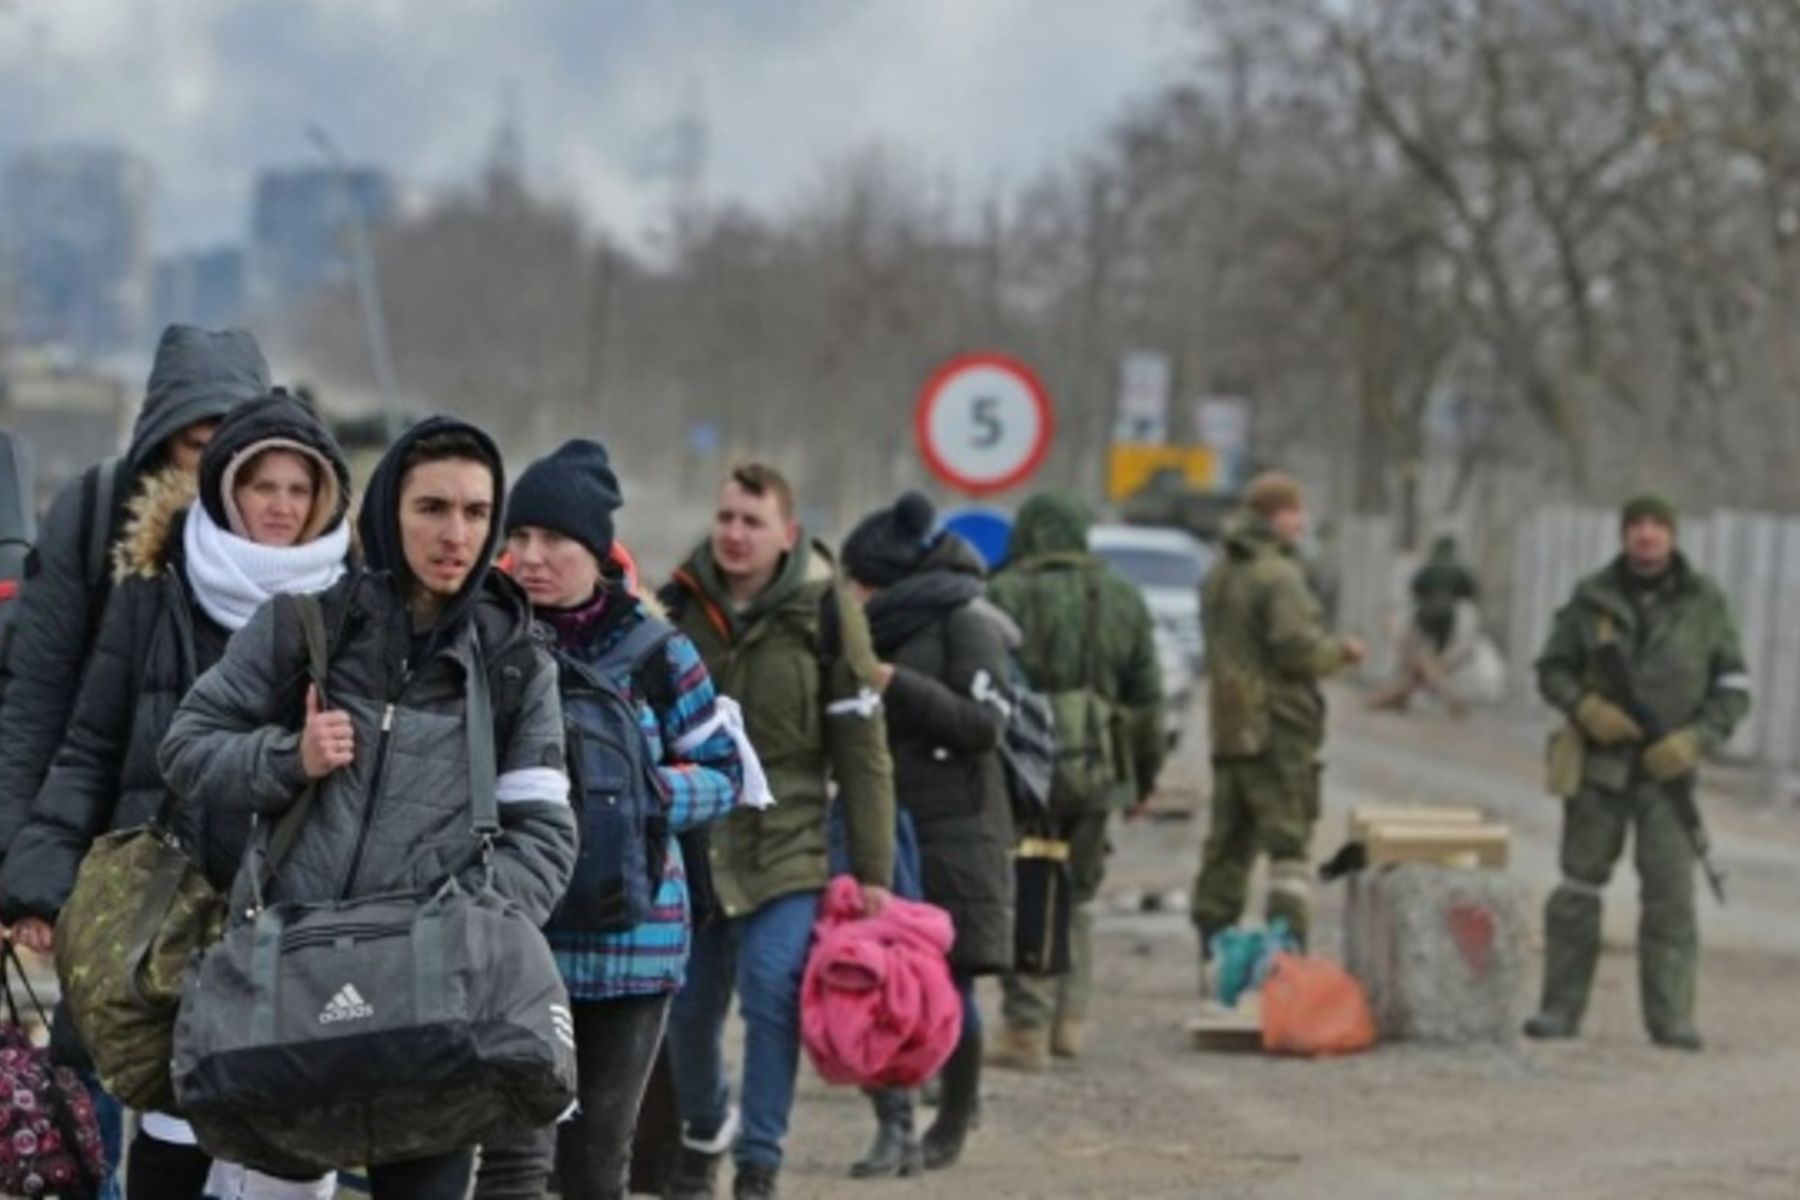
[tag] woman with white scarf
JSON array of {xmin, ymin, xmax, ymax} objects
[{"xmin": 0, "ymin": 389, "xmax": 353, "ymax": 1200}]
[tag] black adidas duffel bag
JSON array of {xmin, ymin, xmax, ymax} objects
[{"xmin": 171, "ymin": 643, "xmax": 576, "ymax": 1177}]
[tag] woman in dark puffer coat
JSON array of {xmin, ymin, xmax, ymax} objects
[
  {"xmin": 839, "ymin": 492, "xmax": 1016, "ymax": 1178},
  {"xmin": 0, "ymin": 389, "xmax": 355, "ymax": 1200}
]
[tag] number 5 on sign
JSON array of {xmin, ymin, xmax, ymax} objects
[{"xmin": 915, "ymin": 353, "xmax": 1054, "ymax": 496}]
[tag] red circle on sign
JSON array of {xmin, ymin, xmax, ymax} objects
[{"xmin": 914, "ymin": 351, "xmax": 1054, "ymax": 496}]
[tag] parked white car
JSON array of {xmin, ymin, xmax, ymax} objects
[{"xmin": 1089, "ymin": 523, "xmax": 1214, "ymax": 746}]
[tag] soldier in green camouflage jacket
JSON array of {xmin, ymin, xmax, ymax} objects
[
  {"xmin": 985, "ymin": 491, "xmax": 1164, "ymax": 1072},
  {"xmin": 1525, "ymin": 495, "xmax": 1749, "ymax": 1051},
  {"xmin": 1192, "ymin": 473, "xmax": 1364, "ymax": 957}
]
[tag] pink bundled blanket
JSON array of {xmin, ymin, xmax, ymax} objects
[{"xmin": 801, "ymin": 875, "xmax": 962, "ymax": 1088}]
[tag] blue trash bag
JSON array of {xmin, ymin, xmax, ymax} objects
[{"xmin": 1209, "ymin": 918, "xmax": 1300, "ymax": 1008}]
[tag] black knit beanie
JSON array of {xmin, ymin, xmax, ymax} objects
[
  {"xmin": 842, "ymin": 491, "xmax": 938, "ymax": 588},
  {"xmin": 1621, "ymin": 493, "xmax": 1679, "ymax": 532},
  {"xmin": 506, "ymin": 439, "xmax": 623, "ymax": 564}
]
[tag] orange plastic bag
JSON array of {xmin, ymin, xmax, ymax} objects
[{"xmin": 1260, "ymin": 953, "xmax": 1377, "ymax": 1057}]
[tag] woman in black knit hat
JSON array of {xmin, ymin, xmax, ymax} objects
[
  {"xmin": 474, "ymin": 439, "xmax": 745, "ymax": 1200},
  {"xmin": 838, "ymin": 491, "xmax": 1017, "ymax": 1179}
]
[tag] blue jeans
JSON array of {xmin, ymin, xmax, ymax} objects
[
  {"xmin": 827, "ymin": 801, "xmax": 922, "ymax": 900},
  {"xmin": 666, "ymin": 890, "xmax": 819, "ymax": 1171},
  {"xmin": 77, "ymin": 1069, "xmax": 123, "ymax": 1200},
  {"xmin": 955, "ymin": 971, "xmax": 982, "ymax": 1042}
]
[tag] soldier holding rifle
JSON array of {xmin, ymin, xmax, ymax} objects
[{"xmin": 1527, "ymin": 495, "xmax": 1749, "ymax": 1051}]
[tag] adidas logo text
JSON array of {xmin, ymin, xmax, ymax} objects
[{"xmin": 319, "ymin": 983, "xmax": 375, "ymax": 1025}]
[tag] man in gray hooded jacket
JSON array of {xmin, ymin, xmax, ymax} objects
[{"xmin": 0, "ymin": 325, "xmax": 268, "ymax": 870}]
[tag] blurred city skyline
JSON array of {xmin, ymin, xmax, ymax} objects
[{"xmin": 0, "ymin": 0, "xmax": 1183, "ymax": 254}]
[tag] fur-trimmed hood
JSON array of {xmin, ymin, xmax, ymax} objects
[
  {"xmin": 112, "ymin": 466, "xmax": 197, "ymax": 582},
  {"xmin": 111, "ymin": 465, "xmax": 362, "ymax": 584}
]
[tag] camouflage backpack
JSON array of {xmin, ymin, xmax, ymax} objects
[{"xmin": 54, "ymin": 592, "xmax": 327, "ymax": 1112}]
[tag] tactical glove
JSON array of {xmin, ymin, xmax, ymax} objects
[
  {"xmin": 1575, "ymin": 694, "xmax": 1643, "ymax": 746},
  {"xmin": 1644, "ymin": 727, "xmax": 1703, "ymax": 782}
]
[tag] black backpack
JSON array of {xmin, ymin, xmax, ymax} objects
[
  {"xmin": 994, "ymin": 659, "xmax": 1058, "ymax": 819},
  {"xmin": 545, "ymin": 616, "xmax": 678, "ymax": 934},
  {"xmin": 0, "ymin": 453, "xmax": 128, "ymax": 712}
]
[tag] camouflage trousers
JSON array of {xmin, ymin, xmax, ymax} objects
[
  {"xmin": 1191, "ymin": 750, "xmax": 1320, "ymax": 946},
  {"xmin": 1001, "ymin": 810, "xmax": 1109, "ymax": 1031},
  {"xmin": 1537, "ymin": 781, "xmax": 1698, "ymax": 1038}
]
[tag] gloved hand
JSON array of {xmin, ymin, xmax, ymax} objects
[
  {"xmin": 1575, "ymin": 694, "xmax": 1643, "ymax": 746},
  {"xmin": 1644, "ymin": 727, "xmax": 1703, "ymax": 782}
]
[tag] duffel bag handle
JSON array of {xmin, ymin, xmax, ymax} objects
[
  {"xmin": 466, "ymin": 637, "xmax": 499, "ymax": 879},
  {"xmin": 1, "ymin": 939, "xmax": 54, "ymax": 1030}
]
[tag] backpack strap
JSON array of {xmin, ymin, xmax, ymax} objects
[
  {"xmin": 81, "ymin": 456, "xmax": 126, "ymax": 592},
  {"xmin": 584, "ymin": 611, "xmax": 679, "ymax": 713},
  {"xmin": 594, "ymin": 616, "xmax": 676, "ymax": 681},
  {"xmin": 248, "ymin": 593, "xmax": 332, "ymax": 909}
]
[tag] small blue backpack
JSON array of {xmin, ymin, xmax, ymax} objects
[{"xmin": 546, "ymin": 617, "xmax": 676, "ymax": 933}]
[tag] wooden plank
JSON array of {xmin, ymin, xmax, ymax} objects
[
  {"xmin": 1365, "ymin": 823, "xmax": 1510, "ymax": 869},
  {"xmin": 1186, "ymin": 995, "xmax": 1264, "ymax": 1053},
  {"xmin": 1348, "ymin": 805, "xmax": 1485, "ymax": 841}
]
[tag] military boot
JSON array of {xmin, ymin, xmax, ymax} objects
[
  {"xmin": 1528, "ymin": 881, "xmax": 1606, "ymax": 1040},
  {"xmin": 985, "ymin": 1024, "xmax": 1050, "ymax": 1073},
  {"xmin": 1650, "ymin": 1024, "xmax": 1704, "ymax": 1051},
  {"xmin": 1522, "ymin": 1012, "xmax": 1579, "ymax": 1040},
  {"xmin": 849, "ymin": 1089, "xmax": 922, "ymax": 1179},
  {"xmin": 1051, "ymin": 1018, "xmax": 1086, "ymax": 1059}
]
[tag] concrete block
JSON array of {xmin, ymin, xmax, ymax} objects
[{"xmin": 1344, "ymin": 864, "xmax": 1529, "ymax": 1044}]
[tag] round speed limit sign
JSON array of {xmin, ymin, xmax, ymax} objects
[{"xmin": 915, "ymin": 352, "xmax": 1054, "ymax": 496}]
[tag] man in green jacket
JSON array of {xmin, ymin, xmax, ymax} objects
[
  {"xmin": 987, "ymin": 491, "xmax": 1164, "ymax": 1072},
  {"xmin": 1193, "ymin": 473, "xmax": 1364, "ymax": 957},
  {"xmin": 661, "ymin": 462, "xmax": 896, "ymax": 1200},
  {"xmin": 1525, "ymin": 495, "xmax": 1749, "ymax": 1050}
]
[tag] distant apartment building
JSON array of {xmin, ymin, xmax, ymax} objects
[
  {"xmin": 152, "ymin": 246, "xmax": 247, "ymax": 331},
  {"xmin": 247, "ymin": 166, "xmax": 394, "ymax": 310},
  {"xmin": 0, "ymin": 347, "xmax": 134, "ymax": 500},
  {"xmin": 0, "ymin": 146, "xmax": 154, "ymax": 356}
]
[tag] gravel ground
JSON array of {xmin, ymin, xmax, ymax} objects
[{"xmin": 761, "ymin": 691, "xmax": 1800, "ymax": 1199}]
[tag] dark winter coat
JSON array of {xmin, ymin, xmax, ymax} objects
[
  {"xmin": 0, "ymin": 326, "xmax": 267, "ymax": 869},
  {"xmin": 0, "ymin": 471, "xmax": 242, "ymax": 921},
  {"xmin": 0, "ymin": 391, "xmax": 356, "ymax": 922},
  {"xmin": 866, "ymin": 535, "xmax": 1016, "ymax": 976},
  {"xmin": 158, "ymin": 418, "xmax": 577, "ymax": 921}
]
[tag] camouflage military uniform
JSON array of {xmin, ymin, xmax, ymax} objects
[
  {"xmin": 988, "ymin": 493, "xmax": 1164, "ymax": 1044},
  {"xmin": 1192, "ymin": 514, "xmax": 1355, "ymax": 946},
  {"xmin": 1532, "ymin": 554, "xmax": 1749, "ymax": 1042}
]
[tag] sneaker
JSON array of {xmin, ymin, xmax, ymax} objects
[
  {"xmin": 733, "ymin": 1163, "xmax": 780, "ymax": 1200},
  {"xmin": 664, "ymin": 1147, "xmax": 723, "ymax": 1200}
]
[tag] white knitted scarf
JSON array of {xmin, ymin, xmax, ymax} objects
[{"xmin": 183, "ymin": 501, "xmax": 349, "ymax": 631}]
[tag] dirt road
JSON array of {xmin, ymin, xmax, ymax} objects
[{"xmin": 768, "ymin": 692, "xmax": 1800, "ymax": 1199}]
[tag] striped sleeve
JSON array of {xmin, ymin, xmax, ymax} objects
[{"xmin": 653, "ymin": 631, "xmax": 742, "ymax": 833}]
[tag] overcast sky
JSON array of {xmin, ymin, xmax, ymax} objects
[{"xmin": 0, "ymin": 0, "xmax": 1188, "ymax": 255}]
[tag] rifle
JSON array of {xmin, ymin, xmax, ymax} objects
[{"xmin": 1591, "ymin": 639, "xmax": 1728, "ymax": 904}]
